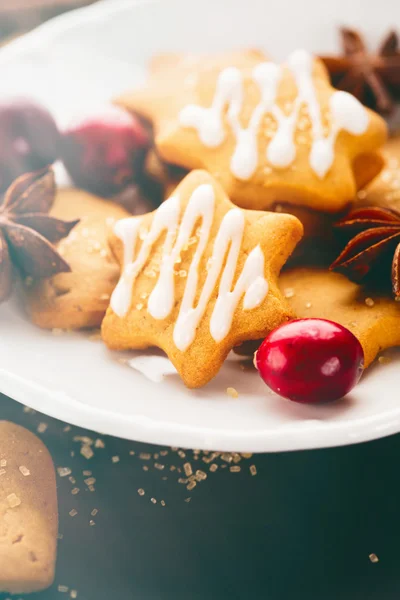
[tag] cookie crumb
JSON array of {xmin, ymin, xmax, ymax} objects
[
  {"xmin": 365, "ymin": 297, "xmax": 375, "ymax": 307},
  {"xmin": 19, "ymin": 466, "xmax": 30, "ymax": 477},
  {"xmin": 7, "ymin": 493, "xmax": 21, "ymax": 508},
  {"xmin": 369, "ymin": 553, "xmax": 379, "ymax": 563},
  {"xmin": 226, "ymin": 387, "xmax": 239, "ymax": 398}
]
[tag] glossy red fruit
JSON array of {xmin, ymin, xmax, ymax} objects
[
  {"xmin": 0, "ymin": 99, "xmax": 60, "ymax": 192},
  {"xmin": 255, "ymin": 319, "xmax": 364, "ymax": 403},
  {"xmin": 61, "ymin": 106, "xmax": 150, "ymax": 197}
]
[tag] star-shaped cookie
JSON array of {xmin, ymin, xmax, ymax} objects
[
  {"xmin": 280, "ymin": 267, "xmax": 400, "ymax": 367},
  {"xmin": 116, "ymin": 49, "xmax": 387, "ymax": 213},
  {"xmin": 102, "ymin": 170, "xmax": 303, "ymax": 387}
]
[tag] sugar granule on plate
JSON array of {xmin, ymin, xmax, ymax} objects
[
  {"xmin": 83, "ymin": 470, "xmax": 92, "ymax": 476},
  {"xmin": 63, "ymin": 425, "xmax": 71, "ymax": 433},
  {"xmin": 154, "ymin": 463, "xmax": 165, "ymax": 470},
  {"xmin": 378, "ymin": 356, "xmax": 392, "ymax": 365},
  {"xmin": 91, "ymin": 509, "xmax": 98, "ymax": 517},
  {"xmin": 151, "ymin": 498, "xmax": 157, "ymax": 504},
  {"xmin": 69, "ymin": 509, "xmax": 78, "ymax": 517},
  {"xmin": 95, "ymin": 439, "xmax": 105, "ymax": 449},
  {"xmin": 250, "ymin": 465, "xmax": 257, "ymax": 476},
  {"xmin": 230, "ymin": 466, "xmax": 241, "ymax": 473},
  {"xmin": 209, "ymin": 464, "xmax": 218, "ymax": 472},
  {"xmin": 71, "ymin": 488, "xmax": 80, "ymax": 495},
  {"xmin": 69, "ymin": 476, "xmax": 76, "ymax": 484},
  {"xmin": 138, "ymin": 488, "xmax": 145, "ymax": 496},
  {"xmin": 70, "ymin": 591, "xmax": 78, "ymax": 599},
  {"xmin": 226, "ymin": 387, "xmax": 239, "ymax": 398},
  {"xmin": 37, "ymin": 422, "xmax": 48, "ymax": 433},
  {"xmin": 19, "ymin": 466, "xmax": 30, "ymax": 477},
  {"xmin": 7, "ymin": 493, "xmax": 21, "ymax": 508},
  {"xmin": 58, "ymin": 585, "xmax": 69, "ymax": 593},
  {"xmin": 89, "ymin": 520, "xmax": 96, "ymax": 526}
]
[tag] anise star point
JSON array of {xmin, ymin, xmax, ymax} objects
[
  {"xmin": 330, "ymin": 206, "xmax": 400, "ymax": 298},
  {"xmin": 320, "ymin": 28, "xmax": 400, "ymax": 115},
  {"xmin": 0, "ymin": 167, "xmax": 79, "ymax": 303}
]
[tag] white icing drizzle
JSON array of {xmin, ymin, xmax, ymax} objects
[
  {"xmin": 179, "ymin": 49, "xmax": 369, "ymax": 180},
  {"xmin": 110, "ymin": 184, "xmax": 269, "ymax": 351}
]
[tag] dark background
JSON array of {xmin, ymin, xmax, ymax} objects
[{"xmin": 1, "ymin": 392, "xmax": 400, "ymax": 600}]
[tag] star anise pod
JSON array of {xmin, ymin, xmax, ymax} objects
[
  {"xmin": 0, "ymin": 167, "xmax": 79, "ymax": 303},
  {"xmin": 330, "ymin": 206, "xmax": 400, "ymax": 298},
  {"xmin": 320, "ymin": 28, "xmax": 400, "ymax": 115}
]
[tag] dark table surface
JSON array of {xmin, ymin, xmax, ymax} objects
[{"xmin": 0, "ymin": 392, "xmax": 400, "ymax": 600}]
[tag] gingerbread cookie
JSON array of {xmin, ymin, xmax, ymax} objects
[
  {"xmin": 357, "ymin": 134, "xmax": 400, "ymax": 211},
  {"xmin": 102, "ymin": 170, "xmax": 303, "ymax": 387},
  {"xmin": 23, "ymin": 188, "xmax": 129, "ymax": 330},
  {"xmin": 0, "ymin": 421, "xmax": 57, "ymax": 594},
  {"xmin": 117, "ymin": 49, "xmax": 386, "ymax": 214},
  {"xmin": 280, "ymin": 267, "xmax": 400, "ymax": 367}
]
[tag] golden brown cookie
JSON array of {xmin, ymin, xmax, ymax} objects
[
  {"xmin": 357, "ymin": 134, "xmax": 400, "ymax": 211},
  {"xmin": 0, "ymin": 421, "xmax": 57, "ymax": 594},
  {"xmin": 280, "ymin": 267, "xmax": 400, "ymax": 367},
  {"xmin": 117, "ymin": 49, "xmax": 386, "ymax": 214},
  {"xmin": 23, "ymin": 188, "xmax": 129, "ymax": 330},
  {"xmin": 102, "ymin": 170, "xmax": 303, "ymax": 387}
]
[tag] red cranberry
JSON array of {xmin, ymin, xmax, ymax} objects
[
  {"xmin": 0, "ymin": 99, "xmax": 60, "ymax": 191},
  {"xmin": 255, "ymin": 319, "xmax": 364, "ymax": 403},
  {"xmin": 61, "ymin": 106, "xmax": 150, "ymax": 197}
]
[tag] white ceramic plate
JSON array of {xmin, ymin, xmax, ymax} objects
[{"xmin": 0, "ymin": 0, "xmax": 399, "ymax": 452}]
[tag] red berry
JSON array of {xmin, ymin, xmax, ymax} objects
[
  {"xmin": 61, "ymin": 106, "xmax": 150, "ymax": 197},
  {"xmin": 255, "ymin": 319, "xmax": 364, "ymax": 404},
  {"xmin": 0, "ymin": 99, "xmax": 60, "ymax": 191}
]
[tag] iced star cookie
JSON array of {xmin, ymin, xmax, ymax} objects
[
  {"xmin": 23, "ymin": 189, "xmax": 129, "ymax": 330},
  {"xmin": 102, "ymin": 170, "xmax": 303, "ymax": 388},
  {"xmin": 117, "ymin": 49, "xmax": 387, "ymax": 213},
  {"xmin": 0, "ymin": 421, "xmax": 57, "ymax": 594},
  {"xmin": 280, "ymin": 267, "xmax": 400, "ymax": 367}
]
